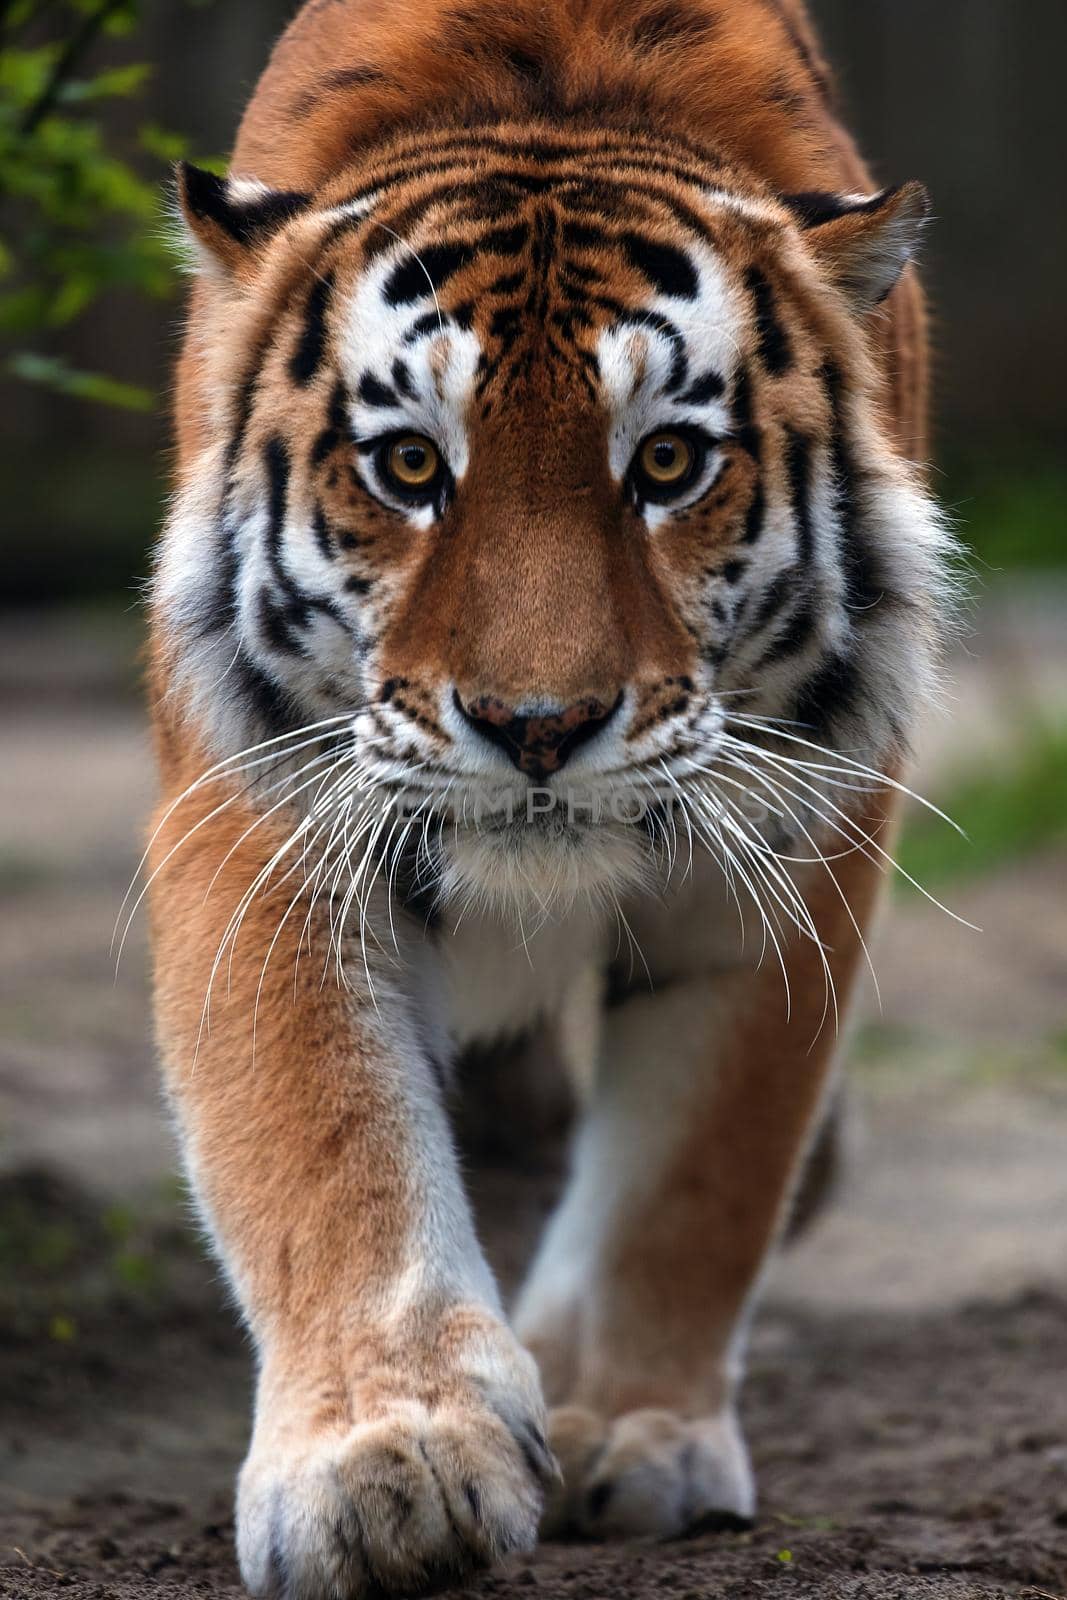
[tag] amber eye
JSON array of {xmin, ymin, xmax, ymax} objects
[
  {"xmin": 638, "ymin": 431, "xmax": 694, "ymax": 488},
  {"xmin": 384, "ymin": 434, "xmax": 441, "ymax": 492}
]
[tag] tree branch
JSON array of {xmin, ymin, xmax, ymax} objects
[{"xmin": 19, "ymin": 0, "xmax": 128, "ymax": 136}]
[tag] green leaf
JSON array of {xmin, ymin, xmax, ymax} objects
[
  {"xmin": 0, "ymin": 284, "xmax": 52, "ymax": 331},
  {"xmin": 0, "ymin": 44, "xmax": 59, "ymax": 108},
  {"xmin": 7, "ymin": 351, "xmax": 154, "ymax": 411},
  {"xmin": 58, "ymin": 62, "xmax": 153, "ymax": 103},
  {"xmin": 4, "ymin": 0, "xmax": 39, "ymax": 30},
  {"xmin": 139, "ymin": 121, "xmax": 189, "ymax": 162}
]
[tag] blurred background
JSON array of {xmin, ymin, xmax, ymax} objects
[{"xmin": 1, "ymin": 3, "xmax": 1065, "ymax": 1596}]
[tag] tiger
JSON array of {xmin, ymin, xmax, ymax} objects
[{"xmin": 145, "ymin": 0, "xmax": 955, "ymax": 1593}]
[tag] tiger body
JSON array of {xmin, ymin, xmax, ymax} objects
[{"xmin": 149, "ymin": 0, "xmax": 952, "ymax": 1592}]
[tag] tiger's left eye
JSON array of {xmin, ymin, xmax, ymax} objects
[
  {"xmin": 385, "ymin": 434, "xmax": 440, "ymax": 491},
  {"xmin": 631, "ymin": 430, "xmax": 702, "ymax": 502}
]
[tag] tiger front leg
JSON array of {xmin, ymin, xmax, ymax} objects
[
  {"xmin": 150, "ymin": 788, "xmax": 554, "ymax": 1599},
  {"xmin": 515, "ymin": 844, "xmax": 885, "ymax": 1540}
]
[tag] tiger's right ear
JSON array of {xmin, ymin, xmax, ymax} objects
[{"xmin": 176, "ymin": 162, "xmax": 311, "ymax": 275}]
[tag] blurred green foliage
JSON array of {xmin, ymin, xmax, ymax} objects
[
  {"xmin": 898, "ymin": 722, "xmax": 1067, "ymax": 889},
  {"xmin": 0, "ymin": 0, "xmax": 197, "ymax": 410},
  {"xmin": 951, "ymin": 464, "xmax": 1067, "ymax": 575}
]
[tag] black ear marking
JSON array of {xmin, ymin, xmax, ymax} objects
[
  {"xmin": 780, "ymin": 187, "xmax": 902, "ymax": 230},
  {"xmin": 176, "ymin": 162, "xmax": 311, "ymax": 269},
  {"xmin": 783, "ymin": 180, "xmax": 930, "ymax": 311}
]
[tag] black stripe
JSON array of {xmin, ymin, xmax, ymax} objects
[
  {"xmin": 822, "ymin": 362, "xmax": 884, "ymax": 612},
  {"xmin": 264, "ymin": 438, "xmax": 294, "ymax": 586},
  {"xmin": 752, "ymin": 569, "xmax": 795, "ymax": 631},
  {"xmin": 193, "ymin": 529, "xmax": 238, "ymax": 640},
  {"xmin": 384, "ymin": 242, "xmax": 475, "ymax": 305},
  {"xmin": 234, "ymin": 654, "xmax": 298, "ymax": 733},
  {"xmin": 562, "ymin": 181, "xmax": 718, "ymax": 246},
  {"xmin": 562, "ymin": 220, "xmax": 602, "ymax": 251},
  {"xmin": 501, "ymin": 46, "xmax": 546, "ymax": 83},
  {"xmin": 258, "ymin": 584, "xmax": 308, "ymax": 656},
  {"xmin": 263, "ymin": 437, "xmax": 350, "ymax": 633},
  {"xmin": 763, "ymin": 0, "xmax": 833, "ymax": 106},
  {"xmin": 289, "ymin": 271, "xmax": 333, "ymax": 386},
  {"xmin": 390, "ymin": 358, "xmax": 417, "ymax": 399},
  {"xmin": 312, "ymin": 502, "xmax": 335, "ymax": 562},
  {"xmin": 622, "ymin": 231, "xmax": 698, "ymax": 299},
  {"xmin": 784, "ymin": 428, "xmax": 815, "ymax": 565},
  {"xmin": 403, "ymin": 311, "xmax": 445, "ymax": 343},
  {"xmin": 793, "ymin": 650, "xmax": 859, "ymax": 734},
  {"xmin": 629, "ymin": 2, "xmax": 717, "ymax": 48},
  {"xmin": 310, "ymin": 382, "xmax": 350, "ymax": 466},
  {"xmin": 378, "ymin": 223, "xmax": 527, "ymax": 305},
  {"xmin": 731, "ymin": 366, "xmax": 759, "ymax": 458},
  {"xmin": 199, "ymin": 329, "xmax": 280, "ymax": 641},
  {"xmin": 482, "ymin": 222, "xmax": 529, "ymax": 255},
  {"xmin": 291, "ymin": 63, "xmax": 387, "ymax": 115},
  {"xmin": 731, "ymin": 367, "xmax": 765, "ymax": 544},
  {"xmin": 393, "ymin": 839, "xmax": 442, "ymax": 931},
  {"xmin": 358, "ymin": 372, "xmax": 397, "ymax": 408},
  {"xmin": 680, "ymin": 368, "xmax": 725, "ymax": 405},
  {"xmin": 745, "ymin": 266, "xmax": 792, "ymax": 375},
  {"xmin": 311, "ymin": 426, "xmax": 338, "ymax": 466},
  {"xmin": 743, "ymin": 480, "xmax": 765, "ymax": 547},
  {"xmin": 488, "ymin": 269, "xmax": 526, "ymax": 295},
  {"xmin": 761, "ymin": 598, "xmax": 816, "ymax": 663},
  {"xmin": 263, "ymin": 438, "xmax": 311, "ymax": 642}
]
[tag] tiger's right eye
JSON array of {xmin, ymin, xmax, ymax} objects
[
  {"xmin": 641, "ymin": 433, "xmax": 692, "ymax": 485},
  {"xmin": 629, "ymin": 428, "xmax": 705, "ymax": 505}
]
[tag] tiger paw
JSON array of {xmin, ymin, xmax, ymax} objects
[
  {"xmin": 237, "ymin": 1326, "xmax": 556, "ymax": 1597},
  {"xmin": 543, "ymin": 1404, "xmax": 754, "ymax": 1541}
]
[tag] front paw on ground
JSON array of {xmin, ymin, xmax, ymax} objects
[
  {"xmin": 238, "ymin": 1397, "xmax": 556, "ymax": 1598},
  {"xmin": 543, "ymin": 1404, "xmax": 755, "ymax": 1541}
]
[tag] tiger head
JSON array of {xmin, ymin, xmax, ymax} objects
[{"xmin": 157, "ymin": 125, "xmax": 952, "ymax": 915}]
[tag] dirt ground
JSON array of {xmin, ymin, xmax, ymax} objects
[{"xmin": 1, "ymin": 596, "xmax": 1066, "ymax": 1600}]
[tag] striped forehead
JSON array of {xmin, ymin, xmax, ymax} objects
[{"xmin": 333, "ymin": 176, "xmax": 750, "ymax": 451}]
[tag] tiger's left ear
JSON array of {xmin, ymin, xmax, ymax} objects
[
  {"xmin": 176, "ymin": 162, "xmax": 311, "ymax": 275},
  {"xmin": 783, "ymin": 181, "xmax": 930, "ymax": 311}
]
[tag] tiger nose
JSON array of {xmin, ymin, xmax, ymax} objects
[{"xmin": 454, "ymin": 690, "xmax": 623, "ymax": 780}]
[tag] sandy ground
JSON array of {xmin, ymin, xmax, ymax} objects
[{"xmin": 0, "ymin": 594, "xmax": 1065, "ymax": 1599}]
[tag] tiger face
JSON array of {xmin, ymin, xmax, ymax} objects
[{"xmin": 158, "ymin": 124, "xmax": 950, "ymax": 913}]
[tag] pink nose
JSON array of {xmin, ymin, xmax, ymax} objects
[{"xmin": 455, "ymin": 691, "xmax": 622, "ymax": 779}]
